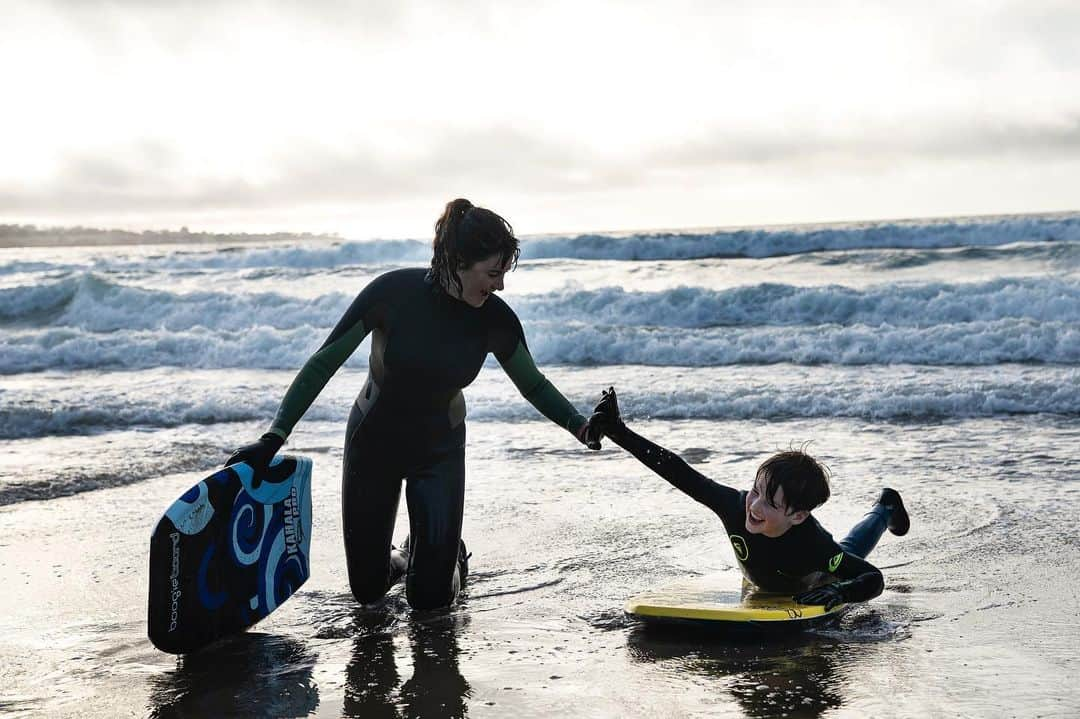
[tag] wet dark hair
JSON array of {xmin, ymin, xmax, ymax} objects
[
  {"xmin": 755, "ymin": 448, "xmax": 831, "ymax": 514},
  {"xmin": 429, "ymin": 198, "xmax": 521, "ymax": 297}
]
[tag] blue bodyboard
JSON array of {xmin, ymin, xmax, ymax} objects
[{"xmin": 147, "ymin": 455, "xmax": 313, "ymax": 654}]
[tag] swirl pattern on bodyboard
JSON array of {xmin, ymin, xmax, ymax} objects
[{"xmin": 147, "ymin": 455, "xmax": 313, "ymax": 654}]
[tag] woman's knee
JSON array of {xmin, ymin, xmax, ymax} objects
[{"xmin": 348, "ymin": 562, "xmax": 396, "ymax": 604}]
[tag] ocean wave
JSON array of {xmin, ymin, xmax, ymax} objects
[
  {"xmin": 0, "ymin": 325, "xmax": 323, "ymax": 373},
  {"xmin": 514, "ymin": 279, "xmax": 1080, "ymax": 328},
  {"xmin": 797, "ymin": 239, "xmax": 1080, "ymax": 271},
  {"xmin": 0, "ymin": 444, "xmax": 219, "ymax": 506},
  {"xmin": 3, "ymin": 214, "xmax": 1078, "ymax": 277},
  {"xmin": 0, "ymin": 240, "xmax": 429, "ymax": 277},
  {"xmin": 3, "ymin": 273, "xmax": 1077, "ymax": 332},
  {"xmin": 0, "ymin": 260, "xmax": 68, "ymax": 276},
  {"xmin": 523, "ymin": 213, "xmax": 1080, "ymax": 261},
  {"xmin": 123, "ymin": 239, "xmax": 431, "ymax": 271},
  {"xmin": 0, "ymin": 273, "xmax": 346, "ymax": 330},
  {"xmin": 524, "ymin": 319, "xmax": 1080, "ymax": 367},
  {"xmin": 3, "ymin": 365, "xmax": 1076, "ymax": 440},
  {"xmin": 1, "ymin": 317, "xmax": 1076, "ymax": 374},
  {"xmin": 0, "ymin": 390, "xmax": 285, "ymax": 439},
  {"xmin": 0, "ymin": 370, "xmax": 351, "ymax": 439}
]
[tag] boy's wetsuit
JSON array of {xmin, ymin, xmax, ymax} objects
[
  {"xmin": 607, "ymin": 425, "xmax": 885, "ymax": 602},
  {"xmin": 265, "ymin": 268, "xmax": 587, "ymax": 609}
]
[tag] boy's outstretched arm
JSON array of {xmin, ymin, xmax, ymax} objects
[{"xmin": 590, "ymin": 387, "xmax": 736, "ymax": 510}]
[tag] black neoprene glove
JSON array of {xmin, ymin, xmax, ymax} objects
[
  {"xmin": 793, "ymin": 581, "xmax": 850, "ymax": 611},
  {"xmin": 226, "ymin": 432, "xmax": 284, "ymax": 472},
  {"xmin": 588, "ymin": 386, "xmax": 626, "ymax": 439},
  {"xmin": 576, "ymin": 418, "xmax": 603, "ymax": 450}
]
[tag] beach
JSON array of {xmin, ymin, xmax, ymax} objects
[{"xmin": 2, "ymin": 214, "xmax": 1078, "ymax": 717}]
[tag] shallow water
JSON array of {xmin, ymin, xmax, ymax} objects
[{"xmin": 2, "ymin": 416, "xmax": 1077, "ymax": 718}]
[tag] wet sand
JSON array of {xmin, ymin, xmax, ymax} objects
[{"xmin": 2, "ymin": 417, "xmax": 1078, "ymax": 718}]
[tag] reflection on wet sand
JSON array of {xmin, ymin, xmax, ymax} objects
[
  {"xmin": 344, "ymin": 609, "xmax": 471, "ymax": 719},
  {"xmin": 147, "ymin": 632, "xmax": 319, "ymax": 718},
  {"xmin": 627, "ymin": 625, "xmax": 856, "ymax": 718}
]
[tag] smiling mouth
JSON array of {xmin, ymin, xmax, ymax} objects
[{"xmin": 748, "ymin": 510, "xmax": 764, "ymax": 523}]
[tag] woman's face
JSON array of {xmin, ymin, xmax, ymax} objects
[{"xmin": 455, "ymin": 254, "xmax": 511, "ymax": 307}]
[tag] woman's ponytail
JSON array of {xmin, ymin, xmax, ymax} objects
[{"xmin": 429, "ymin": 198, "xmax": 519, "ymax": 296}]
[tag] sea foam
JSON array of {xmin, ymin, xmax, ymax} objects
[
  {"xmin": 2, "ymin": 213, "xmax": 1077, "ymax": 276},
  {"xmin": 2, "ymin": 274, "xmax": 1078, "ymax": 372},
  {"xmin": 2, "ymin": 365, "xmax": 1077, "ymax": 440}
]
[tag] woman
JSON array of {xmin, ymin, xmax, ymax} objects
[{"xmin": 229, "ymin": 199, "xmax": 600, "ymax": 610}]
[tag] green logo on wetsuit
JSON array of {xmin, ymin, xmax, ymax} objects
[
  {"xmin": 828, "ymin": 552, "xmax": 843, "ymax": 572},
  {"xmin": 730, "ymin": 535, "xmax": 749, "ymax": 562}
]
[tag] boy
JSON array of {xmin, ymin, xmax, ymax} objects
[{"xmin": 590, "ymin": 388, "xmax": 909, "ymax": 609}]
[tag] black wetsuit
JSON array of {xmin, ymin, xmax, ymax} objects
[
  {"xmin": 608, "ymin": 425, "xmax": 888, "ymax": 601},
  {"xmin": 265, "ymin": 268, "xmax": 587, "ymax": 609}
]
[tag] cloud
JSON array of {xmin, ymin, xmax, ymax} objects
[
  {"xmin": 1000, "ymin": 1, "xmax": 1080, "ymax": 66},
  {"xmin": 3, "ymin": 113, "xmax": 1080, "ymax": 219},
  {"xmin": 649, "ymin": 116, "xmax": 1080, "ymax": 171},
  {"xmin": 0, "ymin": 126, "xmax": 601, "ymax": 214},
  {"xmin": 3, "ymin": 0, "xmax": 1079, "ymax": 231}
]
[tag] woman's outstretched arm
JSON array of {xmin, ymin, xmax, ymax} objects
[{"xmin": 489, "ymin": 298, "xmax": 598, "ymax": 447}]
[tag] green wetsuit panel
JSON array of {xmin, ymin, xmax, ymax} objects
[
  {"xmin": 499, "ymin": 341, "xmax": 585, "ymax": 434},
  {"xmin": 268, "ymin": 317, "xmax": 369, "ymax": 441}
]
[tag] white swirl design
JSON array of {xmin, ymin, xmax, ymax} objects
[
  {"xmin": 262, "ymin": 531, "xmax": 286, "ymax": 613},
  {"xmin": 164, "ymin": 482, "xmax": 214, "ymax": 535},
  {"xmin": 231, "ymin": 499, "xmax": 272, "ymax": 566}
]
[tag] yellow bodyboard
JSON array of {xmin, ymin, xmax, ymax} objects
[{"xmin": 625, "ymin": 571, "xmax": 846, "ymax": 627}]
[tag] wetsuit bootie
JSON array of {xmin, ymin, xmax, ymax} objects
[
  {"xmin": 397, "ymin": 535, "xmax": 470, "ymax": 587},
  {"xmin": 878, "ymin": 488, "xmax": 910, "ymax": 536},
  {"xmin": 389, "ymin": 536, "xmax": 410, "ymax": 585},
  {"xmin": 457, "ymin": 539, "xmax": 471, "ymax": 587}
]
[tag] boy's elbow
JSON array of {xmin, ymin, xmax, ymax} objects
[
  {"xmin": 842, "ymin": 569, "xmax": 884, "ymax": 603},
  {"xmin": 863, "ymin": 570, "xmax": 885, "ymax": 600}
]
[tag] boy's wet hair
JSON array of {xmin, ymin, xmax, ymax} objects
[{"xmin": 756, "ymin": 448, "xmax": 831, "ymax": 514}]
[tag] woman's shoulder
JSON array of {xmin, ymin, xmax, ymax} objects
[
  {"xmin": 482, "ymin": 292, "xmax": 521, "ymax": 324},
  {"xmin": 363, "ymin": 267, "xmax": 429, "ymax": 295},
  {"xmin": 374, "ymin": 266, "xmax": 428, "ymax": 283}
]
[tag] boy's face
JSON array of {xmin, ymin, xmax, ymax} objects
[{"xmin": 745, "ymin": 473, "xmax": 810, "ymax": 538}]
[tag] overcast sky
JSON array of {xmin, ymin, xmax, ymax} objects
[{"xmin": 3, "ymin": 0, "xmax": 1079, "ymax": 238}]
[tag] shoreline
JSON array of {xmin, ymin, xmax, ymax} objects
[
  {"xmin": 4, "ymin": 208, "xmax": 1078, "ymax": 249},
  {"xmin": 0, "ymin": 227, "xmax": 343, "ymax": 249}
]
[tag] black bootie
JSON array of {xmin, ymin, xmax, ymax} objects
[{"xmin": 878, "ymin": 488, "xmax": 910, "ymax": 536}]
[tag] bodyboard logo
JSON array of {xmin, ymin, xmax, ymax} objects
[
  {"xmin": 283, "ymin": 486, "xmax": 301, "ymax": 556},
  {"xmin": 828, "ymin": 552, "xmax": 843, "ymax": 572},
  {"xmin": 168, "ymin": 532, "xmax": 182, "ymax": 632},
  {"xmin": 730, "ymin": 535, "xmax": 749, "ymax": 562}
]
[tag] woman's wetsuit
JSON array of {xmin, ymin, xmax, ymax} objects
[
  {"xmin": 607, "ymin": 425, "xmax": 889, "ymax": 601},
  {"xmin": 265, "ymin": 268, "xmax": 587, "ymax": 609}
]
